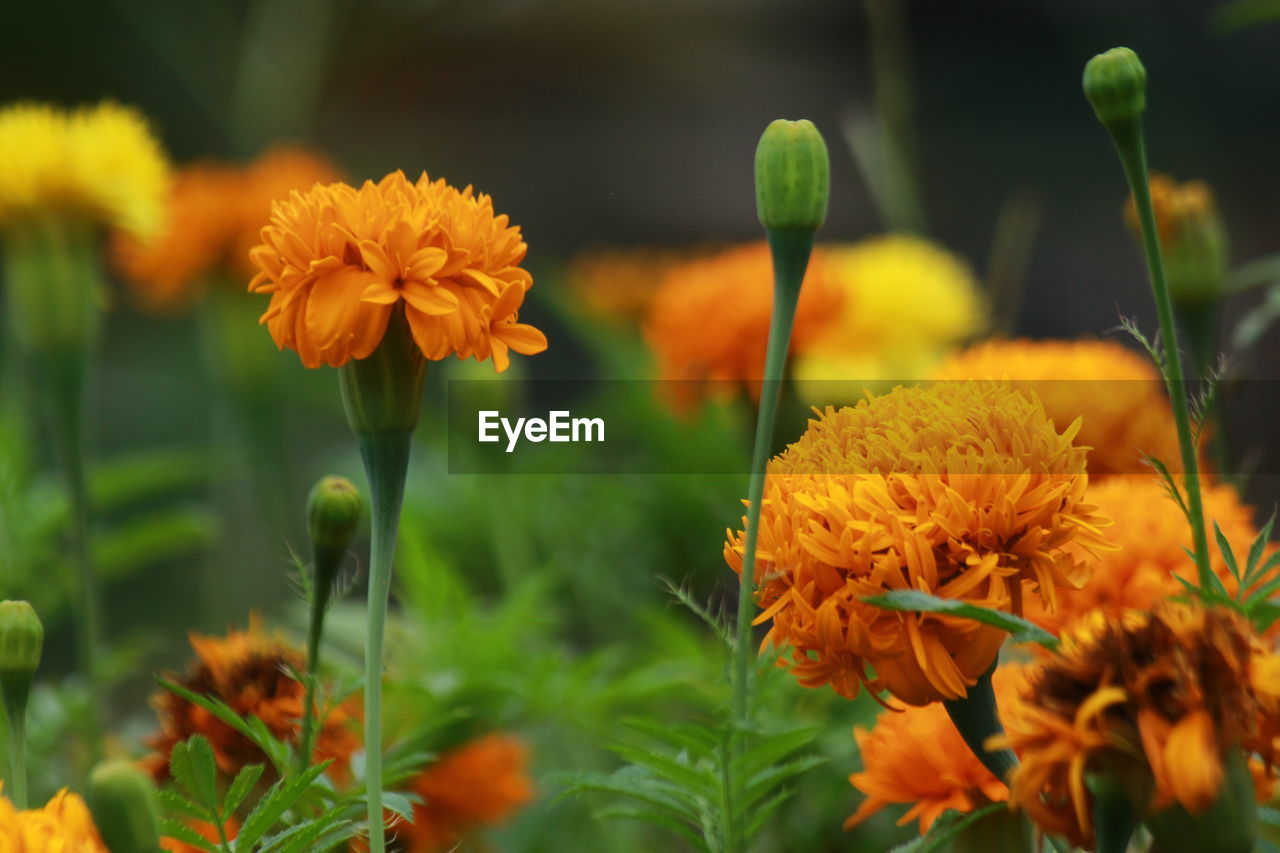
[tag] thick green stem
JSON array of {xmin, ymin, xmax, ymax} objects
[
  {"xmin": 942, "ymin": 662, "xmax": 1018, "ymax": 783},
  {"xmin": 2, "ymin": 679, "xmax": 30, "ymax": 809},
  {"xmin": 728, "ymin": 229, "xmax": 812, "ymax": 851},
  {"xmin": 356, "ymin": 430, "xmax": 411, "ymax": 853},
  {"xmin": 1105, "ymin": 119, "xmax": 1213, "ymax": 589}
]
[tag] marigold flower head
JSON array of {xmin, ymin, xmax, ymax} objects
[
  {"xmin": 145, "ymin": 616, "xmax": 360, "ymax": 784},
  {"xmin": 0, "ymin": 785, "xmax": 108, "ymax": 851},
  {"xmin": 793, "ymin": 236, "xmax": 986, "ymax": 402},
  {"xmin": 725, "ymin": 381, "xmax": 1110, "ymax": 706},
  {"xmin": 1024, "ymin": 477, "xmax": 1266, "ymax": 634},
  {"xmin": 644, "ymin": 242, "xmax": 842, "ymax": 409},
  {"xmin": 233, "ymin": 147, "xmax": 342, "ymax": 274},
  {"xmin": 389, "ymin": 733, "xmax": 534, "ymax": 852},
  {"xmin": 0, "ymin": 101, "xmax": 169, "ymax": 238},
  {"xmin": 249, "ymin": 170, "xmax": 546, "ymax": 370},
  {"xmin": 934, "ymin": 338, "xmax": 1183, "ymax": 476},
  {"xmin": 1000, "ymin": 602, "xmax": 1271, "ymax": 848},
  {"xmin": 846, "ymin": 664, "xmax": 1028, "ymax": 835}
]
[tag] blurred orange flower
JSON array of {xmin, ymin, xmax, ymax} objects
[
  {"xmin": 933, "ymin": 338, "xmax": 1183, "ymax": 476},
  {"xmin": 845, "ymin": 664, "xmax": 1028, "ymax": 835},
  {"xmin": 145, "ymin": 616, "xmax": 360, "ymax": 784},
  {"xmin": 1024, "ymin": 476, "xmax": 1268, "ymax": 633},
  {"xmin": 161, "ymin": 817, "xmax": 239, "ymax": 852},
  {"xmin": 999, "ymin": 603, "xmax": 1272, "ymax": 848},
  {"xmin": 390, "ymin": 733, "xmax": 534, "ymax": 852},
  {"xmin": 0, "ymin": 786, "xmax": 108, "ymax": 851},
  {"xmin": 566, "ymin": 246, "xmax": 702, "ymax": 322},
  {"xmin": 725, "ymin": 381, "xmax": 1110, "ymax": 706},
  {"xmin": 644, "ymin": 242, "xmax": 842, "ymax": 409},
  {"xmin": 249, "ymin": 170, "xmax": 546, "ymax": 370},
  {"xmin": 113, "ymin": 146, "xmax": 339, "ymax": 311}
]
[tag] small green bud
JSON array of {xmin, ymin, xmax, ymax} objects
[
  {"xmin": 1083, "ymin": 47, "xmax": 1147, "ymax": 127},
  {"xmin": 754, "ymin": 119, "xmax": 829, "ymax": 232},
  {"xmin": 307, "ymin": 476, "xmax": 363, "ymax": 551},
  {"xmin": 0, "ymin": 601, "xmax": 43, "ymax": 676},
  {"xmin": 87, "ymin": 760, "xmax": 163, "ymax": 853}
]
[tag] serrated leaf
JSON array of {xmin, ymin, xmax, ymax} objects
[
  {"xmin": 743, "ymin": 755, "xmax": 827, "ymax": 806},
  {"xmin": 158, "ymin": 816, "xmax": 220, "ymax": 852},
  {"xmin": 608, "ymin": 743, "xmax": 718, "ymax": 800},
  {"xmin": 739, "ymin": 725, "xmax": 822, "ymax": 778},
  {"xmin": 236, "ymin": 761, "xmax": 331, "ymax": 848},
  {"xmin": 158, "ymin": 678, "xmax": 292, "ymax": 773},
  {"xmin": 553, "ymin": 768, "xmax": 703, "ymax": 825},
  {"xmin": 170, "ymin": 736, "xmax": 220, "ymax": 812},
  {"xmin": 1216, "ymin": 522, "xmax": 1242, "ymax": 585},
  {"xmin": 861, "ymin": 590, "xmax": 1058, "ymax": 648},
  {"xmin": 594, "ymin": 805, "xmax": 708, "ymax": 851},
  {"xmin": 223, "ymin": 763, "xmax": 265, "ymax": 818},
  {"xmin": 1244, "ymin": 513, "xmax": 1276, "ymax": 584},
  {"xmin": 156, "ymin": 789, "xmax": 213, "ymax": 823}
]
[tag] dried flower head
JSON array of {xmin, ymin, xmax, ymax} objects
[
  {"xmin": 1000, "ymin": 603, "xmax": 1271, "ymax": 848},
  {"xmin": 933, "ymin": 338, "xmax": 1184, "ymax": 476},
  {"xmin": 846, "ymin": 665, "xmax": 1028, "ymax": 835},
  {"xmin": 725, "ymin": 381, "xmax": 1109, "ymax": 706},
  {"xmin": 145, "ymin": 617, "xmax": 360, "ymax": 784},
  {"xmin": 249, "ymin": 170, "xmax": 546, "ymax": 370}
]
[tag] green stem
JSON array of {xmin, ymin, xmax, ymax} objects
[
  {"xmin": 1106, "ymin": 120, "xmax": 1213, "ymax": 589},
  {"xmin": 356, "ymin": 430, "xmax": 412, "ymax": 853},
  {"xmin": 2, "ymin": 679, "xmax": 30, "ymax": 809},
  {"xmin": 297, "ymin": 537, "xmax": 345, "ymax": 774},
  {"xmin": 942, "ymin": 662, "xmax": 1018, "ymax": 783},
  {"xmin": 728, "ymin": 229, "xmax": 813, "ymax": 851}
]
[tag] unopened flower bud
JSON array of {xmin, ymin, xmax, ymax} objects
[
  {"xmin": 1126, "ymin": 174, "xmax": 1228, "ymax": 306},
  {"xmin": 1145, "ymin": 747, "xmax": 1255, "ymax": 853},
  {"xmin": 1083, "ymin": 47, "xmax": 1147, "ymax": 127},
  {"xmin": 754, "ymin": 119, "xmax": 829, "ymax": 233},
  {"xmin": 87, "ymin": 760, "xmax": 163, "ymax": 853},
  {"xmin": 307, "ymin": 476, "xmax": 363, "ymax": 552},
  {"xmin": 0, "ymin": 601, "xmax": 43, "ymax": 678}
]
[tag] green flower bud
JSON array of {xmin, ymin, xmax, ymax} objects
[
  {"xmin": 1145, "ymin": 747, "xmax": 1255, "ymax": 853},
  {"xmin": 754, "ymin": 119, "xmax": 830, "ymax": 233},
  {"xmin": 0, "ymin": 601, "xmax": 43, "ymax": 677},
  {"xmin": 1083, "ymin": 47, "xmax": 1147, "ymax": 127},
  {"xmin": 1125, "ymin": 174, "xmax": 1228, "ymax": 306},
  {"xmin": 87, "ymin": 760, "xmax": 162, "ymax": 853},
  {"xmin": 307, "ymin": 476, "xmax": 363, "ymax": 552}
]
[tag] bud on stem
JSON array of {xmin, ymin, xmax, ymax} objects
[
  {"xmin": 87, "ymin": 760, "xmax": 163, "ymax": 853},
  {"xmin": 754, "ymin": 119, "xmax": 830, "ymax": 233},
  {"xmin": 0, "ymin": 601, "xmax": 43, "ymax": 809}
]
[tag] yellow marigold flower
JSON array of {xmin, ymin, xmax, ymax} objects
[
  {"xmin": 0, "ymin": 101, "xmax": 169, "ymax": 238},
  {"xmin": 794, "ymin": 235, "xmax": 986, "ymax": 401},
  {"xmin": 144, "ymin": 616, "xmax": 360, "ymax": 784},
  {"xmin": 934, "ymin": 338, "xmax": 1184, "ymax": 476},
  {"xmin": 565, "ymin": 246, "xmax": 697, "ymax": 322},
  {"xmin": 724, "ymin": 381, "xmax": 1110, "ymax": 706},
  {"xmin": 1000, "ymin": 603, "xmax": 1272, "ymax": 848},
  {"xmin": 644, "ymin": 242, "xmax": 843, "ymax": 409},
  {"xmin": 389, "ymin": 733, "xmax": 534, "ymax": 852},
  {"xmin": 1024, "ymin": 477, "xmax": 1267, "ymax": 634},
  {"xmin": 249, "ymin": 170, "xmax": 546, "ymax": 371},
  {"xmin": 0, "ymin": 785, "xmax": 108, "ymax": 851},
  {"xmin": 845, "ymin": 664, "xmax": 1028, "ymax": 835}
]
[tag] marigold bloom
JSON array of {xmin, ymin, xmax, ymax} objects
[
  {"xmin": 389, "ymin": 733, "xmax": 534, "ymax": 852},
  {"xmin": 645, "ymin": 242, "xmax": 842, "ymax": 408},
  {"xmin": 0, "ymin": 786, "xmax": 108, "ymax": 851},
  {"xmin": 0, "ymin": 101, "xmax": 169, "ymax": 238},
  {"xmin": 1000, "ymin": 603, "xmax": 1272, "ymax": 848},
  {"xmin": 846, "ymin": 665, "xmax": 1028, "ymax": 834},
  {"xmin": 145, "ymin": 617, "xmax": 360, "ymax": 783},
  {"xmin": 933, "ymin": 338, "xmax": 1183, "ymax": 476},
  {"xmin": 565, "ymin": 246, "xmax": 697, "ymax": 321},
  {"xmin": 725, "ymin": 381, "xmax": 1110, "ymax": 706},
  {"xmin": 1024, "ymin": 477, "xmax": 1266, "ymax": 633},
  {"xmin": 248, "ymin": 170, "xmax": 546, "ymax": 370},
  {"xmin": 233, "ymin": 147, "xmax": 342, "ymax": 275},
  {"xmin": 794, "ymin": 236, "xmax": 986, "ymax": 401}
]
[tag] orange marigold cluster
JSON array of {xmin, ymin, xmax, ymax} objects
[
  {"xmin": 999, "ymin": 603, "xmax": 1279, "ymax": 848},
  {"xmin": 389, "ymin": 733, "xmax": 534, "ymax": 852},
  {"xmin": 644, "ymin": 242, "xmax": 842, "ymax": 409},
  {"xmin": 145, "ymin": 617, "xmax": 360, "ymax": 784},
  {"xmin": 113, "ymin": 147, "xmax": 339, "ymax": 310},
  {"xmin": 725, "ymin": 381, "xmax": 1110, "ymax": 706},
  {"xmin": 0, "ymin": 786, "xmax": 107, "ymax": 851},
  {"xmin": 1024, "ymin": 476, "xmax": 1266, "ymax": 633},
  {"xmin": 249, "ymin": 170, "xmax": 546, "ymax": 370},
  {"xmin": 933, "ymin": 338, "xmax": 1183, "ymax": 476},
  {"xmin": 845, "ymin": 665, "xmax": 1028, "ymax": 835}
]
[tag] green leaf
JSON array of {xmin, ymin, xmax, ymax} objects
[
  {"xmin": 222, "ymin": 763, "xmax": 265, "ymax": 818},
  {"xmin": 1249, "ymin": 600, "xmax": 1280, "ymax": 632},
  {"xmin": 157, "ymin": 678, "xmax": 292, "ymax": 773},
  {"xmin": 738, "ymin": 724, "xmax": 822, "ymax": 778},
  {"xmin": 888, "ymin": 803, "xmax": 1008, "ymax": 853},
  {"xmin": 235, "ymin": 761, "xmax": 331, "ymax": 848},
  {"xmin": 608, "ymin": 742, "xmax": 719, "ymax": 800},
  {"xmin": 594, "ymin": 805, "xmax": 709, "ymax": 851},
  {"xmin": 380, "ymin": 790, "xmax": 418, "ymax": 826},
  {"xmin": 1244, "ymin": 512, "xmax": 1276, "ymax": 584},
  {"xmin": 158, "ymin": 817, "xmax": 220, "ymax": 852},
  {"xmin": 170, "ymin": 735, "xmax": 220, "ymax": 812},
  {"xmin": 861, "ymin": 590, "xmax": 1058, "ymax": 648},
  {"xmin": 156, "ymin": 789, "xmax": 212, "ymax": 823},
  {"xmin": 1216, "ymin": 522, "xmax": 1242, "ymax": 585},
  {"xmin": 743, "ymin": 755, "xmax": 826, "ymax": 806}
]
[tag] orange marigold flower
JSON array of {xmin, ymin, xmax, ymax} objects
[
  {"xmin": 0, "ymin": 785, "xmax": 108, "ymax": 850},
  {"xmin": 845, "ymin": 664, "xmax": 1028, "ymax": 835},
  {"xmin": 933, "ymin": 338, "xmax": 1183, "ymax": 476},
  {"xmin": 232, "ymin": 147, "xmax": 342, "ymax": 276},
  {"xmin": 725, "ymin": 381, "xmax": 1110, "ymax": 706},
  {"xmin": 565, "ymin": 246, "xmax": 701, "ymax": 322},
  {"xmin": 644, "ymin": 242, "xmax": 843, "ymax": 409},
  {"xmin": 390, "ymin": 733, "xmax": 534, "ymax": 852},
  {"xmin": 999, "ymin": 603, "xmax": 1272, "ymax": 848},
  {"xmin": 160, "ymin": 818, "xmax": 238, "ymax": 853},
  {"xmin": 1024, "ymin": 476, "xmax": 1268, "ymax": 634},
  {"xmin": 248, "ymin": 170, "xmax": 547, "ymax": 370},
  {"xmin": 145, "ymin": 616, "xmax": 360, "ymax": 784}
]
